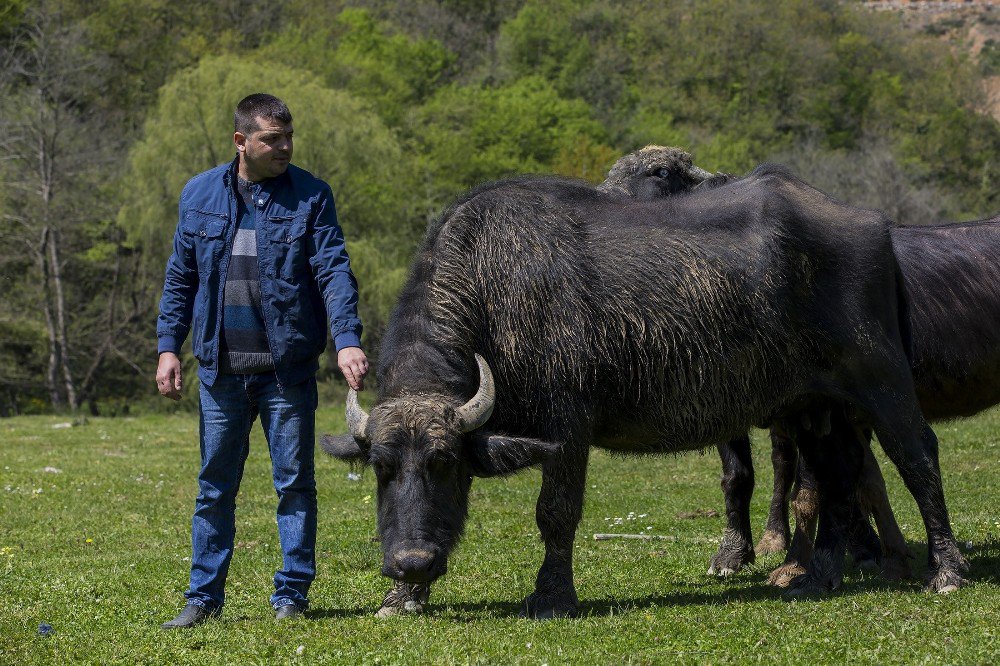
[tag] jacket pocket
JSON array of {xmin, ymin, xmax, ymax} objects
[
  {"xmin": 181, "ymin": 210, "xmax": 229, "ymax": 274},
  {"xmin": 266, "ymin": 216, "xmax": 309, "ymax": 281}
]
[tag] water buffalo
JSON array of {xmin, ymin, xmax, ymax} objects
[
  {"xmin": 323, "ymin": 168, "xmax": 966, "ymax": 618},
  {"xmin": 604, "ymin": 145, "xmax": 996, "ymax": 585}
]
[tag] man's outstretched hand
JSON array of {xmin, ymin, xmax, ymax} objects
[
  {"xmin": 338, "ymin": 346, "xmax": 369, "ymax": 391},
  {"xmin": 156, "ymin": 352, "xmax": 183, "ymax": 400}
]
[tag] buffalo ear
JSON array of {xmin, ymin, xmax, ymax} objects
[
  {"xmin": 319, "ymin": 434, "xmax": 367, "ymax": 463},
  {"xmin": 466, "ymin": 431, "xmax": 562, "ymax": 478}
]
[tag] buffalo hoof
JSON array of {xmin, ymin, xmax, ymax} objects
[
  {"xmin": 847, "ymin": 544, "xmax": 881, "ymax": 571},
  {"xmin": 708, "ymin": 529, "xmax": 755, "ymax": 576},
  {"xmin": 784, "ymin": 550, "xmax": 842, "ymax": 598},
  {"xmin": 784, "ymin": 571, "xmax": 840, "ymax": 599},
  {"xmin": 519, "ymin": 590, "xmax": 579, "ymax": 620},
  {"xmin": 767, "ymin": 562, "xmax": 807, "ymax": 588},
  {"xmin": 924, "ymin": 542, "xmax": 970, "ymax": 593},
  {"xmin": 375, "ymin": 582, "xmax": 429, "ymax": 618},
  {"xmin": 853, "ymin": 555, "xmax": 880, "ymax": 572},
  {"xmin": 755, "ymin": 529, "xmax": 788, "ymax": 556},
  {"xmin": 926, "ymin": 568, "xmax": 967, "ymax": 594}
]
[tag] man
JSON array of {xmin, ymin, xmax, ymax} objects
[{"xmin": 157, "ymin": 93, "xmax": 368, "ymax": 628}]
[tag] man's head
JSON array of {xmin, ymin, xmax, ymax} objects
[{"xmin": 233, "ymin": 93, "xmax": 294, "ymax": 182}]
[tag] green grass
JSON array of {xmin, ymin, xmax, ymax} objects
[{"xmin": 1, "ymin": 407, "xmax": 999, "ymax": 664}]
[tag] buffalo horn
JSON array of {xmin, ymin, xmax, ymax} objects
[
  {"xmin": 687, "ymin": 165, "xmax": 713, "ymax": 182},
  {"xmin": 456, "ymin": 354, "xmax": 496, "ymax": 433},
  {"xmin": 346, "ymin": 388, "xmax": 369, "ymax": 441}
]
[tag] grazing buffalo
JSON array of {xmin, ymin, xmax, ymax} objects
[
  {"xmin": 604, "ymin": 145, "xmax": 996, "ymax": 585},
  {"xmin": 323, "ymin": 168, "xmax": 965, "ymax": 618}
]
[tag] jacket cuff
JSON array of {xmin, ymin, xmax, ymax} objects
[
  {"xmin": 158, "ymin": 336, "xmax": 181, "ymax": 355},
  {"xmin": 333, "ymin": 330, "xmax": 362, "ymax": 352}
]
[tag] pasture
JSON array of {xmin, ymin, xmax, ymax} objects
[{"xmin": 2, "ymin": 406, "xmax": 998, "ymax": 664}]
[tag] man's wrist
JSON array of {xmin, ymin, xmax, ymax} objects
[
  {"xmin": 157, "ymin": 336, "xmax": 181, "ymax": 355},
  {"xmin": 334, "ymin": 330, "xmax": 362, "ymax": 352}
]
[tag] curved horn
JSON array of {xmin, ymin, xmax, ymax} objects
[
  {"xmin": 346, "ymin": 389, "xmax": 370, "ymax": 441},
  {"xmin": 686, "ymin": 165, "xmax": 713, "ymax": 182},
  {"xmin": 456, "ymin": 354, "xmax": 496, "ymax": 433}
]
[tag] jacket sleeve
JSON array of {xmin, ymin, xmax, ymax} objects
[
  {"xmin": 156, "ymin": 194, "xmax": 198, "ymax": 355},
  {"xmin": 308, "ymin": 185, "xmax": 363, "ymax": 351}
]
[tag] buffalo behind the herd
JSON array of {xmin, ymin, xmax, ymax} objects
[
  {"xmin": 322, "ymin": 151, "xmax": 977, "ymax": 618},
  {"xmin": 604, "ymin": 146, "xmax": 1000, "ymax": 586}
]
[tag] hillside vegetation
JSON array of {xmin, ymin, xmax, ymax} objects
[{"xmin": 1, "ymin": 0, "xmax": 997, "ymax": 414}]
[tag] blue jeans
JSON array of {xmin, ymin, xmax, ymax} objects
[{"xmin": 185, "ymin": 372, "xmax": 318, "ymax": 611}]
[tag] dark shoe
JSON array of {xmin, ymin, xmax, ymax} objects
[
  {"xmin": 275, "ymin": 603, "xmax": 304, "ymax": 621},
  {"xmin": 161, "ymin": 603, "xmax": 220, "ymax": 629}
]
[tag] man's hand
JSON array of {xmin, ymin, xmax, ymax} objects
[
  {"xmin": 156, "ymin": 352, "xmax": 184, "ymax": 400},
  {"xmin": 338, "ymin": 346, "xmax": 369, "ymax": 391}
]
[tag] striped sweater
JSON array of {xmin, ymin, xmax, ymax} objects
[{"xmin": 220, "ymin": 177, "xmax": 275, "ymax": 374}]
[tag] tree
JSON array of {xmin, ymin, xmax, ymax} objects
[
  {"xmin": 1, "ymin": 2, "xmax": 111, "ymax": 410},
  {"xmin": 0, "ymin": 1, "xmax": 154, "ymax": 414},
  {"xmin": 410, "ymin": 75, "xmax": 611, "ymax": 199}
]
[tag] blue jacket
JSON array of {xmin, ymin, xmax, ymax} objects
[{"xmin": 157, "ymin": 157, "xmax": 362, "ymax": 388}]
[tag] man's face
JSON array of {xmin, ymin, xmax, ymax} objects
[{"xmin": 234, "ymin": 115, "xmax": 293, "ymax": 181}]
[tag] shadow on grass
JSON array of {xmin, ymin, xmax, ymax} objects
[
  {"xmin": 302, "ymin": 540, "xmax": 1000, "ymax": 622},
  {"xmin": 886, "ymin": 538, "xmax": 1000, "ymax": 586},
  {"xmin": 427, "ymin": 575, "xmax": 923, "ymax": 621},
  {"xmin": 306, "ymin": 607, "xmax": 382, "ymax": 620},
  {"xmin": 966, "ymin": 538, "xmax": 1000, "ymax": 585}
]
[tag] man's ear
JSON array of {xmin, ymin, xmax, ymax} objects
[
  {"xmin": 466, "ymin": 431, "xmax": 562, "ymax": 478},
  {"xmin": 319, "ymin": 434, "xmax": 367, "ymax": 463}
]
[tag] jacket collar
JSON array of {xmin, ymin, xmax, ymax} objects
[{"xmin": 222, "ymin": 154, "xmax": 291, "ymax": 195}]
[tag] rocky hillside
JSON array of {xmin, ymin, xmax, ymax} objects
[{"xmin": 865, "ymin": 1, "xmax": 1000, "ymax": 120}]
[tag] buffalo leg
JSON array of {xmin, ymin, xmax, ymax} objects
[
  {"xmin": 709, "ymin": 434, "xmax": 756, "ymax": 576},
  {"xmin": 845, "ymin": 509, "xmax": 882, "ymax": 570},
  {"xmin": 522, "ymin": 446, "xmax": 589, "ymax": 619},
  {"xmin": 767, "ymin": 455, "xmax": 818, "ymax": 587},
  {"xmin": 870, "ymin": 410, "xmax": 967, "ymax": 592},
  {"xmin": 787, "ymin": 409, "xmax": 864, "ymax": 596},
  {"xmin": 756, "ymin": 426, "xmax": 798, "ymax": 555},
  {"xmin": 857, "ymin": 440, "xmax": 912, "ymax": 581}
]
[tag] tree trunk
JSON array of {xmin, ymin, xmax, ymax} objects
[
  {"xmin": 48, "ymin": 228, "xmax": 77, "ymax": 410},
  {"xmin": 38, "ymin": 227, "xmax": 62, "ymax": 408}
]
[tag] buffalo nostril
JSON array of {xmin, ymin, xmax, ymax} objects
[{"xmin": 393, "ymin": 549, "xmax": 436, "ymax": 576}]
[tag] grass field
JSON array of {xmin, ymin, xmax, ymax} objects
[{"xmin": 1, "ymin": 405, "xmax": 999, "ymax": 664}]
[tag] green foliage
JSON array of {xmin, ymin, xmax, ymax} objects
[
  {"xmin": 73, "ymin": 0, "xmax": 289, "ymax": 126},
  {"xmin": 4, "ymin": 0, "xmax": 1000, "ymax": 409},
  {"xmin": 411, "ymin": 75, "xmax": 610, "ymax": 197},
  {"xmin": 2, "ymin": 412, "xmax": 999, "ymax": 660},
  {"xmin": 118, "ymin": 55, "xmax": 416, "ymax": 273},
  {"xmin": 0, "ymin": 0, "xmax": 28, "ymax": 37},
  {"xmin": 261, "ymin": 8, "xmax": 456, "ymax": 127},
  {"xmin": 983, "ymin": 39, "xmax": 1000, "ymax": 76}
]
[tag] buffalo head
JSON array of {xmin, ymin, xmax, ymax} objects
[
  {"xmin": 321, "ymin": 354, "xmax": 560, "ymax": 584},
  {"xmin": 598, "ymin": 144, "xmax": 716, "ymax": 199}
]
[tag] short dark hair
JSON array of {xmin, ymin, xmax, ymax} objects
[{"xmin": 234, "ymin": 93, "xmax": 292, "ymax": 135}]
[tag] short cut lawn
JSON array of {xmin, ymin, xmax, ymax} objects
[{"xmin": 2, "ymin": 405, "xmax": 999, "ymax": 664}]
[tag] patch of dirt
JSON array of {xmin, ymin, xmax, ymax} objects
[
  {"xmin": 675, "ymin": 508, "xmax": 720, "ymax": 519},
  {"xmin": 985, "ymin": 75, "xmax": 1000, "ymax": 121}
]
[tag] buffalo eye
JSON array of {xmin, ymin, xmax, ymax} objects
[
  {"xmin": 654, "ymin": 166, "xmax": 671, "ymax": 178},
  {"xmin": 425, "ymin": 451, "xmax": 454, "ymax": 476},
  {"xmin": 372, "ymin": 461, "xmax": 395, "ymax": 483},
  {"xmin": 369, "ymin": 450, "xmax": 397, "ymax": 482}
]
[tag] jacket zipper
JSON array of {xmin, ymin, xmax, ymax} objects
[{"xmin": 252, "ymin": 185, "xmax": 284, "ymax": 393}]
